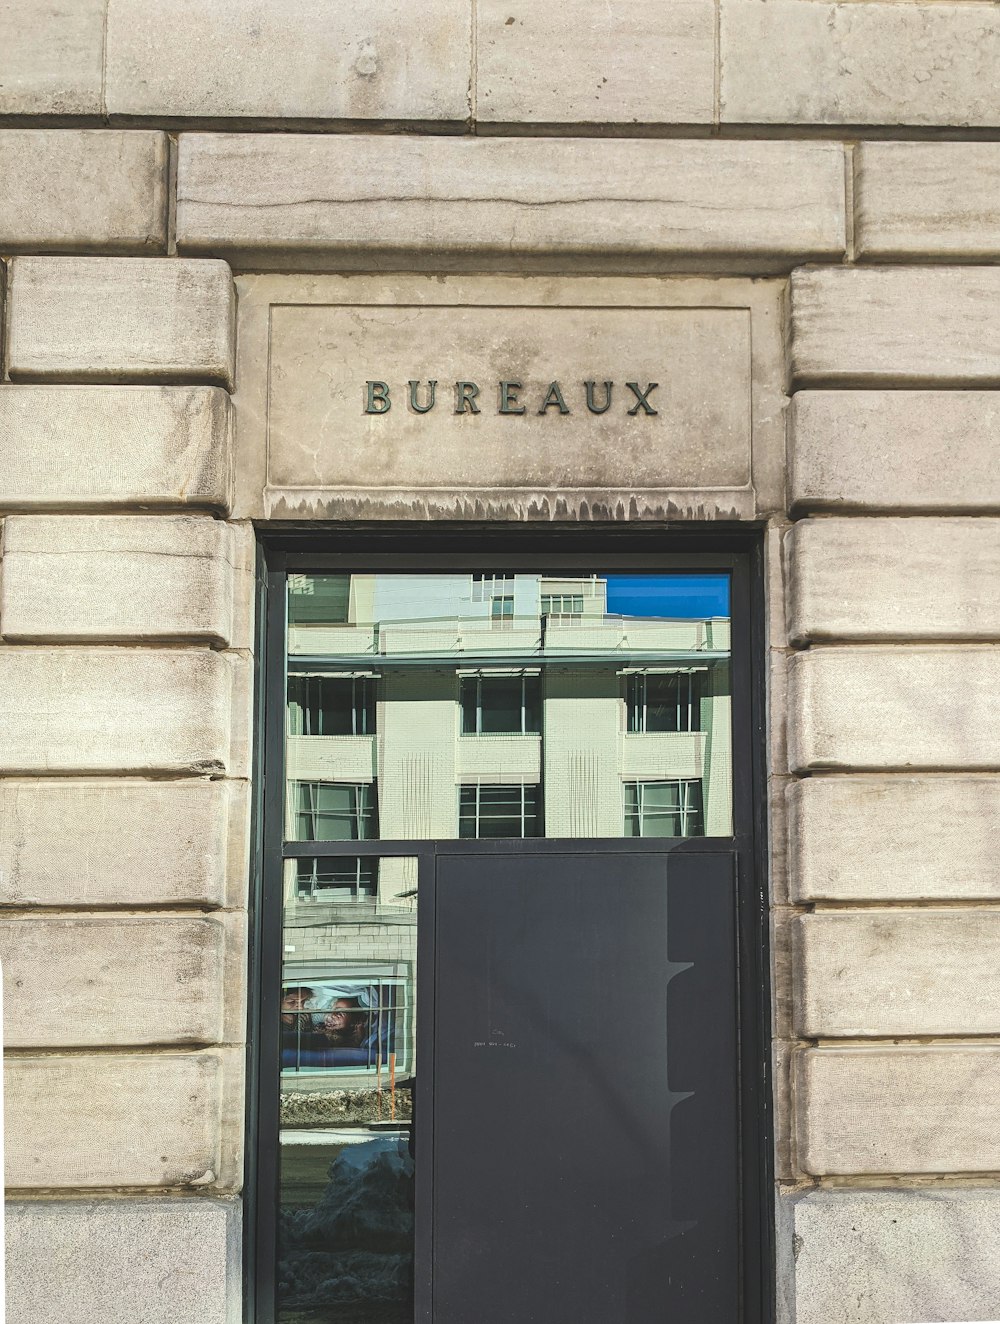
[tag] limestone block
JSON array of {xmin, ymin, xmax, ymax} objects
[
  {"xmin": 477, "ymin": 0, "xmax": 713, "ymax": 125},
  {"xmin": 0, "ymin": 648, "xmax": 238, "ymax": 776},
  {"xmin": 105, "ymin": 0, "xmax": 470, "ymax": 122},
  {"xmin": 5, "ymin": 1049, "xmax": 241, "ymax": 1188},
  {"xmin": 796, "ymin": 1046, "xmax": 1000, "ymax": 1174},
  {"xmin": 771, "ymin": 907, "xmax": 794, "ymax": 1040},
  {"xmin": 721, "ymin": 0, "xmax": 1000, "ymax": 127},
  {"xmin": 6, "ymin": 1198, "xmax": 240, "ymax": 1324},
  {"xmin": 177, "ymin": 134, "xmax": 846, "ymax": 271},
  {"xmin": 788, "ymin": 647, "xmax": 1000, "ymax": 771},
  {"xmin": 769, "ymin": 773, "xmax": 792, "ymax": 907},
  {"xmin": 856, "ymin": 142, "xmax": 1000, "ymax": 261},
  {"xmin": 227, "ymin": 649, "xmax": 254, "ymax": 783},
  {"xmin": 794, "ymin": 910, "xmax": 1000, "ymax": 1038},
  {"xmin": 1, "ymin": 515, "xmax": 253, "ymax": 647},
  {"xmin": 772, "ymin": 1040, "xmax": 795, "ymax": 1181},
  {"xmin": 0, "ymin": 778, "xmax": 248, "ymax": 908},
  {"xmin": 0, "ymin": 0, "xmax": 104, "ymax": 116},
  {"xmin": 790, "ymin": 267, "xmax": 1000, "ymax": 386},
  {"xmin": 789, "ymin": 775, "xmax": 1000, "ymax": 902},
  {"xmin": 790, "ymin": 391, "xmax": 1000, "ymax": 514},
  {"xmin": 781, "ymin": 1189, "xmax": 1000, "ymax": 1324},
  {"xmin": 765, "ymin": 521, "xmax": 789, "ymax": 651},
  {"xmin": 0, "ymin": 914, "xmax": 244, "ymax": 1048},
  {"xmin": 0, "ymin": 385, "xmax": 232, "ymax": 512},
  {"xmin": 7, "ymin": 258, "xmax": 236, "ymax": 387},
  {"xmin": 788, "ymin": 517, "xmax": 1000, "ymax": 643},
  {"xmin": 0, "ymin": 131, "xmax": 167, "ymax": 254}
]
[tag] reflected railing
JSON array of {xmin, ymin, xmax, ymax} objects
[{"xmin": 288, "ymin": 613, "xmax": 731, "ymax": 664}]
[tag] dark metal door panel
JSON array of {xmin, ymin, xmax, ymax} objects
[{"xmin": 424, "ymin": 849, "xmax": 741, "ymax": 1324}]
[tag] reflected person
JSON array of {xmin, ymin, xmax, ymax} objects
[
  {"xmin": 281, "ymin": 985, "xmax": 315, "ymax": 1059},
  {"xmin": 318, "ymin": 997, "xmax": 368, "ymax": 1049}
]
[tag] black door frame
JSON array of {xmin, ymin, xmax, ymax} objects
[{"xmin": 245, "ymin": 523, "xmax": 774, "ymax": 1324}]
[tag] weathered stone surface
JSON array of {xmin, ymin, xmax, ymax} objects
[
  {"xmin": 1, "ymin": 515, "xmax": 252, "ymax": 646},
  {"xmin": 0, "ymin": 131, "xmax": 167, "ymax": 254},
  {"xmin": 235, "ymin": 273, "xmax": 787, "ymax": 521},
  {"xmin": 781, "ymin": 1189, "xmax": 1000, "ymax": 1324},
  {"xmin": 794, "ymin": 910, "xmax": 1000, "ymax": 1037},
  {"xmin": 0, "ymin": 0, "xmax": 104, "ymax": 116},
  {"xmin": 0, "ymin": 914, "xmax": 243, "ymax": 1048},
  {"xmin": 5, "ymin": 1049, "xmax": 241, "ymax": 1188},
  {"xmin": 105, "ymin": 0, "xmax": 470, "ymax": 122},
  {"xmin": 797, "ymin": 1046, "xmax": 1000, "ymax": 1174},
  {"xmin": 227, "ymin": 648, "xmax": 254, "ymax": 783},
  {"xmin": 856, "ymin": 142, "xmax": 1000, "ymax": 260},
  {"xmin": 769, "ymin": 651, "xmax": 789, "ymax": 780},
  {"xmin": 270, "ymin": 306, "xmax": 750, "ymax": 490},
  {"xmin": 7, "ymin": 258, "xmax": 236, "ymax": 387},
  {"xmin": 769, "ymin": 773, "xmax": 792, "ymax": 907},
  {"xmin": 790, "ymin": 391, "xmax": 1000, "ymax": 513},
  {"xmin": 788, "ymin": 647, "xmax": 1000, "ymax": 771},
  {"xmin": 790, "ymin": 267, "xmax": 1000, "ymax": 386},
  {"xmin": 0, "ymin": 385, "xmax": 233, "ymax": 512},
  {"xmin": 6, "ymin": 1198, "xmax": 241, "ymax": 1324},
  {"xmin": 789, "ymin": 775, "xmax": 1000, "ymax": 902},
  {"xmin": 477, "ymin": 0, "xmax": 713, "ymax": 125},
  {"xmin": 0, "ymin": 778, "xmax": 248, "ymax": 908},
  {"xmin": 771, "ymin": 907, "xmax": 795, "ymax": 1041},
  {"xmin": 721, "ymin": 0, "xmax": 1000, "ymax": 127},
  {"xmin": 178, "ymin": 134, "xmax": 846, "ymax": 271},
  {"xmin": 0, "ymin": 648, "xmax": 238, "ymax": 775},
  {"xmin": 772, "ymin": 1040, "xmax": 795, "ymax": 1182},
  {"xmin": 788, "ymin": 517, "xmax": 1000, "ymax": 642}
]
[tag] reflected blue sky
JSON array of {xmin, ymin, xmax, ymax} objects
[{"xmin": 606, "ymin": 574, "xmax": 730, "ymax": 619}]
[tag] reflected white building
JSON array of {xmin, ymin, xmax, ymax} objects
[{"xmin": 287, "ymin": 571, "xmax": 731, "ymax": 856}]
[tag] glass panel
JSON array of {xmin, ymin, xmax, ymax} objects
[
  {"xmin": 479, "ymin": 676, "xmax": 524, "ymax": 734},
  {"xmin": 277, "ymin": 854, "xmax": 418, "ymax": 1323},
  {"xmin": 490, "ymin": 595, "xmax": 515, "ymax": 629},
  {"xmin": 458, "ymin": 784, "xmax": 542, "ymax": 838},
  {"xmin": 288, "ymin": 676, "xmax": 375, "ymax": 737},
  {"xmin": 459, "ymin": 678, "xmax": 478, "ymax": 735},
  {"xmin": 295, "ymin": 856, "xmax": 378, "ymax": 902},
  {"xmin": 523, "ymin": 676, "xmax": 541, "ymax": 735},
  {"xmin": 286, "ymin": 570, "xmax": 733, "ymax": 838},
  {"xmin": 288, "ymin": 572, "xmax": 350, "ymax": 625},
  {"xmin": 623, "ymin": 782, "xmax": 640, "ymax": 837},
  {"xmin": 623, "ymin": 780, "xmax": 705, "ymax": 838},
  {"xmin": 290, "ymin": 782, "xmax": 378, "ymax": 842}
]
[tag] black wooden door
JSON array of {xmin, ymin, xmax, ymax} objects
[{"xmin": 418, "ymin": 847, "xmax": 741, "ymax": 1324}]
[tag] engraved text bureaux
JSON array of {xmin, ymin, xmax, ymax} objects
[{"xmin": 364, "ymin": 380, "xmax": 660, "ymax": 416}]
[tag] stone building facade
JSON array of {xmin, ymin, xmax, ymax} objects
[{"xmin": 1, "ymin": 2, "xmax": 1000, "ymax": 1322}]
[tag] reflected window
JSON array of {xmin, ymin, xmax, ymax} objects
[
  {"xmin": 460, "ymin": 674, "xmax": 541, "ymax": 735},
  {"xmin": 624, "ymin": 780, "xmax": 704, "ymax": 838},
  {"xmin": 293, "ymin": 782, "xmax": 378, "ymax": 841},
  {"xmin": 541, "ymin": 592, "xmax": 585, "ymax": 620},
  {"xmin": 471, "ymin": 571, "xmax": 515, "ymax": 602},
  {"xmin": 459, "ymin": 784, "xmax": 542, "ymax": 838},
  {"xmin": 295, "ymin": 856, "xmax": 378, "ymax": 902},
  {"xmin": 287, "ymin": 675, "xmax": 376, "ymax": 736},
  {"xmin": 281, "ymin": 973, "xmax": 410, "ymax": 1075},
  {"xmin": 287, "ymin": 572, "xmax": 349, "ymax": 625},
  {"xmin": 626, "ymin": 671, "xmax": 703, "ymax": 734},
  {"xmin": 490, "ymin": 596, "xmax": 515, "ymax": 629}
]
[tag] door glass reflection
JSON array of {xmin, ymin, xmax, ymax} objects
[
  {"xmin": 284, "ymin": 570, "xmax": 733, "ymax": 840},
  {"xmin": 277, "ymin": 854, "xmax": 418, "ymax": 1324}
]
